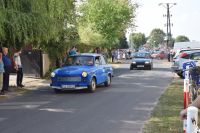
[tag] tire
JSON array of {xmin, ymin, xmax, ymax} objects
[
  {"xmin": 104, "ymin": 74, "xmax": 111, "ymax": 87},
  {"xmin": 54, "ymin": 88, "xmax": 62, "ymax": 93},
  {"xmin": 88, "ymin": 78, "xmax": 96, "ymax": 93},
  {"xmin": 177, "ymin": 72, "xmax": 184, "ymax": 79},
  {"xmin": 130, "ymin": 65, "xmax": 133, "ymax": 70}
]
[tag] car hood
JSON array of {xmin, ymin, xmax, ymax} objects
[
  {"xmin": 133, "ymin": 58, "xmax": 152, "ymax": 62},
  {"xmin": 54, "ymin": 66, "xmax": 95, "ymax": 75}
]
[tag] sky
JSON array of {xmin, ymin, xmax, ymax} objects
[{"xmin": 131, "ymin": 0, "xmax": 200, "ymax": 42}]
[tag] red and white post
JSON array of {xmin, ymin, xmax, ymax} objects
[
  {"xmin": 186, "ymin": 106, "xmax": 198, "ymax": 133},
  {"xmin": 184, "ymin": 66, "xmax": 190, "ymax": 132}
]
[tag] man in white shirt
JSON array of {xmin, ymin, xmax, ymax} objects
[{"xmin": 14, "ymin": 49, "xmax": 24, "ymax": 87}]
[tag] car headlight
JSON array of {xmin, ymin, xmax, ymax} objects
[
  {"xmin": 82, "ymin": 71, "xmax": 88, "ymax": 77},
  {"xmin": 51, "ymin": 72, "xmax": 56, "ymax": 77},
  {"xmin": 132, "ymin": 61, "xmax": 136, "ymax": 64},
  {"xmin": 145, "ymin": 61, "xmax": 150, "ymax": 64}
]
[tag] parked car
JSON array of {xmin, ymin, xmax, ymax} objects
[
  {"xmin": 50, "ymin": 53, "xmax": 113, "ymax": 93},
  {"xmin": 172, "ymin": 48, "xmax": 200, "ymax": 61},
  {"xmin": 130, "ymin": 52, "xmax": 153, "ymax": 70},
  {"xmin": 171, "ymin": 50, "xmax": 200, "ymax": 78},
  {"xmin": 151, "ymin": 51, "xmax": 165, "ymax": 59}
]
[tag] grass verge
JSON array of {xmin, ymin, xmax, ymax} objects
[{"xmin": 143, "ymin": 77, "xmax": 184, "ymax": 133}]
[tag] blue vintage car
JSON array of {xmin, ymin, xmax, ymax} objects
[{"xmin": 50, "ymin": 53, "xmax": 113, "ymax": 93}]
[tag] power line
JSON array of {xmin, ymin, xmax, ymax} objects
[{"xmin": 159, "ymin": 3, "xmax": 177, "ymax": 47}]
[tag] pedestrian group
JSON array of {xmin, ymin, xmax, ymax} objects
[{"xmin": 0, "ymin": 47, "xmax": 24, "ymax": 95}]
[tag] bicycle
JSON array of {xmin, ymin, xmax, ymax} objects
[{"xmin": 189, "ymin": 66, "xmax": 200, "ymax": 102}]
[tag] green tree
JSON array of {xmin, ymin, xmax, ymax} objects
[
  {"xmin": 175, "ymin": 35, "xmax": 190, "ymax": 42},
  {"xmin": 129, "ymin": 32, "xmax": 146, "ymax": 49},
  {"xmin": 78, "ymin": 0, "xmax": 137, "ymax": 48},
  {"xmin": 0, "ymin": 0, "xmax": 78, "ymax": 65},
  {"xmin": 148, "ymin": 28, "xmax": 166, "ymax": 47},
  {"xmin": 0, "ymin": 0, "xmax": 77, "ymax": 47},
  {"xmin": 117, "ymin": 34, "xmax": 129, "ymax": 49}
]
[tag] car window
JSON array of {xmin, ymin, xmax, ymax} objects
[
  {"xmin": 180, "ymin": 53, "xmax": 190, "ymax": 59},
  {"xmin": 134, "ymin": 53, "xmax": 145, "ymax": 58},
  {"xmin": 134, "ymin": 52, "xmax": 150, "ymax": 58},
  {"xmin": 65, "ymin": 56, "xmax": 94, "ymax": 66},
  {"xmin": 191, "ymin": 52, "xmax": 200, "ymax": 60}
]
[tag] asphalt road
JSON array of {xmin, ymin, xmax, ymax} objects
[{"xmin": 0, "ymin": 60, "xmax": 173, "ymax": 133}]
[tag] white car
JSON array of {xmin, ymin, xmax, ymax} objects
[{"xmin": 171, "ymin": 50, "xmax": 200, "ymax": 78}]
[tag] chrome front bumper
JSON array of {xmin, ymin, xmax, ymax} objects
[{"xmin": 50, "ymin": 86, "xmax": 87, "ymax": 90}]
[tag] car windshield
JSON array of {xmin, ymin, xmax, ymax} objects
[
  {"xmin": 65, "ymin": 56, "xmax": 94, "ymax": 66},
  {"xmin": 134, "ymin": 53, "xmax": 149, "ymax": 58}
]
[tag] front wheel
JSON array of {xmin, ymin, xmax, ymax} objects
[
  {"xmin": 177, "ymin": 71, "xmax": 184, "ymax": 79},
  {"xmin": 54, "ymin": 88, "xmax": 62, "ymax": 93},
  {"xmin": 149, "ymin": 65, "xmax": 152, "ymax": 70},
  {"xmin": 88, "ymin": 78, "xmax": 96, "ymax": 93},
  {"xmin": 104, "ymin": 74, "xmax": 111, "ymax": 87},
  {"xmin": 130, "ymin": 65, "xmax": 133, "ymax": 70}
]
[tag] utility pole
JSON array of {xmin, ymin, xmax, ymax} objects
[{"xmin": 159, "ymin": 3, "xmax": 176, "ymax": 48}]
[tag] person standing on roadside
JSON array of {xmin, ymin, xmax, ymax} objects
[
  {"xmin": 1, "ymin": 47, "xmax": 12, "ymax": 93},
  {"xmin": 69, "ymin": 46, "xmax": 77, "ymax": 56},
  {"xmin": 111, "ymin": 49, "xmax": 115, "ymax": 63},
  {"xmin": 14, "ymin": 49, "xmax": 24, "ymax": 87},
  {"xmin": 0, "ymin": 48, "xmax": 5, "ymax": 95},
  {"xmin": 180, "ymin": 95, "xmax": 200, "ymax": 120}
]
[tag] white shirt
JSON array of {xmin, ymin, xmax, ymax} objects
[{"xmin": 14, "ymin": 53, "xmax": 22, "ymax": 68}]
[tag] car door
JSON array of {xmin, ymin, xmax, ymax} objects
[
  {"xmin": 94, "ymin": 56, "xmax": 105, "ymax": 84},
  {"xmin": 100, "ymin": 55, "xmax": 110, "ymax": 81}
]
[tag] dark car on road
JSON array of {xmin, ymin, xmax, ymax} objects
[{"xmin": 130, "ymin": 52, "xmax": 153, "ymax": 70}]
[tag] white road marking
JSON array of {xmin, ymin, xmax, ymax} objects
[
  {"xmin": 0, "ymin": 118, "xmax": 7, "ymax": 122},
  {"xmin": 0, "ymin": 101, "xmax": 49, "ymax": 110}
]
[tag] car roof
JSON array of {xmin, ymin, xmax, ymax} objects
[
  {"xmin": 184, "ymin": 50, "xmax": 200, "ymax": 54},
  {"xmin": 174, "ymin": 48, "xmax": 200, "ymax": 58},
  {"xmin": 180, "ymin": 48, "xmax": 200, "ymax": 52}
]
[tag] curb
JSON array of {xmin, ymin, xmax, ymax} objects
[
  {"xmin": 111, "ymin": 64, "xmax": 120, "ymax": 69},
  {"xmin": 10, "ymin": 75, "xmax": 50, "ymax": 90}
]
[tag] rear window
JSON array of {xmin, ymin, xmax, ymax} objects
[
  {"xmin": 191, "ymin": 52, "xmax": 200, "ymax": 60},
  {"xmin": 181, "ymin": 54, "xmax": 190, "ymax": 59},
  {"xmin": 179, "ymin": 52, "xmax": 190, "ymax": 59}
]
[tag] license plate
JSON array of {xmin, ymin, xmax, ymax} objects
[
  {"xmin": 137, "ymin": 65, "xmax": 144, "ymax": 67},
  {"xmin": 62, "ymin": 85, "xmax": 75, "ymax": 89}
]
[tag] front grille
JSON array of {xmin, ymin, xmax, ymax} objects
[
  {"xmin": 57, "ymin": 77, "xmax": 81, "ymax": 82},
  {"xmin": 136, "ymin": 62, "xmax": 145, "ymax": 65}
]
